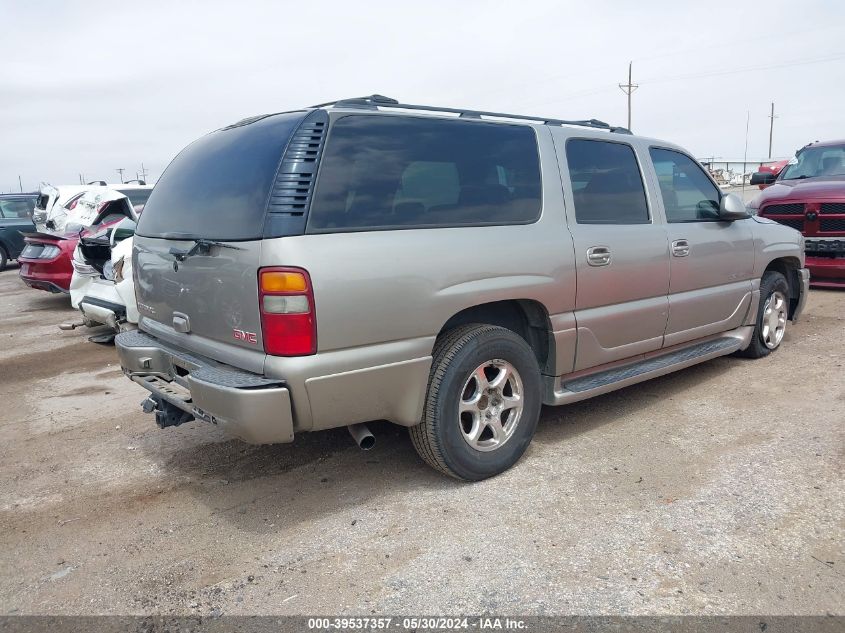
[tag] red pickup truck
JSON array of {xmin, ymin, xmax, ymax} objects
[
  {"xmin": 756, "ymin": 159, "xmax": 788, "ymax": 190},
  {"xmin": 750, "ymin": 140, "xmax": 845, "ymax": 289}
]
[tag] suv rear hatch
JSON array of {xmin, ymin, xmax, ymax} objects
[{"xmin": 133, "ymin": 110, "xmax": 318, "ymax": 374}]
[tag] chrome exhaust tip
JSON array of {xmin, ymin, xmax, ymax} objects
[{"xmin": 347, "ymin": 423, "xmax": 375, "ymax": 450}]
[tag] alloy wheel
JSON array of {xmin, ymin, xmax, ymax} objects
[{"xmin": 458, "ymin": 359, "xmax": 524, "ymax": 452}]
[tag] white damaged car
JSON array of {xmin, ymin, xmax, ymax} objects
[
  {"xmin": 65, "ymin": 201, "xmax": 140, "ymax": 338},
  {"xmin": 38, "ymin": 182, "xmax": 152, "ymax": 233}
]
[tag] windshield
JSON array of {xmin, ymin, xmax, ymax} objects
[{"xmin": 780, "ymin": 144, "xmax": 845, "ymax": 180}]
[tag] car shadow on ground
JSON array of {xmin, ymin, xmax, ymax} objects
[
  {"xmin": 156, "ymin": 356, "xmax": 732, "ymax": 534},
  {"xmin": 10, "ymin": 291, "xmax": 75, "ymax": 313}
]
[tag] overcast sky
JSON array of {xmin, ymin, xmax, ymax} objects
[{"xmin": 2, "ymin": 0, "xmax": 843, "ymax": 192}]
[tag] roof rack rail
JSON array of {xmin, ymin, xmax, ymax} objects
[{"xmin": 310, "ymin": 94, "xmax": 631, "ymax": 134}]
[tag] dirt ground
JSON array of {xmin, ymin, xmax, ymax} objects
[{"xmin": 0, "ymin": 263, "xmax": 842, "ymax": 616}]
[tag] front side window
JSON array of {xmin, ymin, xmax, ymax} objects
[
  {"xmin": 308, "ymin": 115, "xmax": 541, "ymax": 231},
  {"xmin": 565, "ymin": 139, "xmax": 649, "ymax": 224},
  {"xmin": 649, "ymin": 148, "xmax": 720, "ymax": 222}
]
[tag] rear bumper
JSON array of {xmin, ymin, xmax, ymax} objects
[
  {"xmin": 115, "ymin": 331, "xmax": 294, "ymax": 444},
  {"xmin": 18, "ymin": 258, "xmax": 73, "ymax": 293},
  {"xmin": 80, "ymin": 296, "xmax": 126, "ymax": 330},
  {"xmin": 20, "ymin": 276, "xmax": 68, "ymax": 293},
  {"xmin": 806, "ymin": 255, "xmax": 845, "ymax": 288}
]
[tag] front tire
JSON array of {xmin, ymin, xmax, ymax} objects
[
  {"xmin": 740, "ymin": 271, "xmax": 790, "ymax": 359},
  {"xmin": 410, "ymin": 324, "xmax": 542, "ymax": 480},
  {"xmin": 0, "ymin": 247, "xmax": 7, "ymax": 271}
]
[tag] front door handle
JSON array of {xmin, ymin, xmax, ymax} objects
[
  {"xmin": 671, "ymin": 239, "xmax": 690, "ymax": 257},
  {"xmin": 586, "ymin": 245, "xmax": 612, "ymax": 267}
]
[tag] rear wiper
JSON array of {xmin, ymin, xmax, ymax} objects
[{"xmin": 169, "ymin": 239, "xmax": 244, "ymax": 262}]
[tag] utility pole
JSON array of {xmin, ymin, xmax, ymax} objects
[
  {"xmin": 768, "ymin": 102, "xmax": 777, "ymax": 159},
  {"xmin": 138, "ymin": 162, "xmax": 149, "ymax": 183},
  {"xmin": 618, "ymin": 61, "xmax": 639, "ymax": 131},
  {"xmin": 742, "ymin": 111, "xmax": 750, "ymax": 196},
  {"xmin": 116, "ymin": 168, "xmax": 125, "ymax": 183},
  {"xmin": 18, "ymin": 175, "xmax": 23, "ymax": 192}
]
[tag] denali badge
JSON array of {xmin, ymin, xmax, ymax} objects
[{"xmin": 233, "ymin": 329, "xmax": 258, "ymax": 344}]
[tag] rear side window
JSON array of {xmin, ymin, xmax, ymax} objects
[
  {"xmin": 0, "ymin": 198, "xmax": 35, "ymax": 219},
  {"xmin": 308, "ymin": 115, "xmax": 541, "ymax": 231},
  {"xmin": 136, "ymin": 112, "xmax": 305, "ymax": 241},
  {"xmin": 566, "ymin": 139, "xmax": 649, "ymax": 224}
]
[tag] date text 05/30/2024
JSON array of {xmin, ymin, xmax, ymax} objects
[{"xmin": 307, "ymin": 617, "xmax": 527, "ymax": 630}]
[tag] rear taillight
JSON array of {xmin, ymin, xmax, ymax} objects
[{"xmin": 258, "ymin": 267, "xmax": 316, "ymax": 356}]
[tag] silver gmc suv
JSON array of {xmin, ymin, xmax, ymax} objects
[{"xmin": 115, "ymin": 95, "xmax": 809, "ymax": 480}]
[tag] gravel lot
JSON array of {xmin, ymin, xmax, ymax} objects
[{"xmin": 0, "ymin": 263, "xmax": 842, "ymax": 616}]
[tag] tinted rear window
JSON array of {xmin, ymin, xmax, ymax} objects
[
  {"xmin": 308, "ymin": 115, "xmax": 541, "ymax": 232},
  {"xmin": 136, "ymin": 112, "xmax": 305, "ymax": 240},
  {"xmin": 566, "ymin": 138, "xmax": 650, "ymax": 224}
]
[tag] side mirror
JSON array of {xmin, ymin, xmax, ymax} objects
[
  {"xmin": 719, "ymin": 193, "xmax": 750, "ymax": 221},
  {"xmin": 750, "ymin": 171, "xmax": 776, "ymax": 186}
]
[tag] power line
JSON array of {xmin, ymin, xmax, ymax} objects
[
  {"xmin": 494, "ymin": 23, "xmax": 841, "ymax": 111},
  {"xmin": 640, "ymin": 53, "xmax": 845, "ymax": 85},
  {"xmin": 512, "ymin": 51, "xmax": 844, "ymax": 113}
]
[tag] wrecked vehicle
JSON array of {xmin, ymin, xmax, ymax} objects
[
  {"xmin": 33, "ymin": 180, "xmax": 153, "ymax": 234},
  {"xmin": 20, "ymin": 188, "xmax": 143, "ymax": 295},
  {"xmin": 66, "ymin": 217, "xmax": 138, "ymax": 335},
  {"xmin": 32, "ymin": 183, "xmax": 90, "ymax": 232},
  {"xmin": 43, "ymin": 183, "xmax": 152, "ymax": 233}
]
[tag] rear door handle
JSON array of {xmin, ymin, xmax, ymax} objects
[
  {"xmin": 586, "ymin": 245, "xmax": 611, "ymax": 267},
  {"xmin": 671, "ymin": 239, "xmax": 690, "ymax": 257}
]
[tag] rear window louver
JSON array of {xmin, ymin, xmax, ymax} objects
[{"xmin": 263, "ymin": 110, "xmax": 328, "ymax": 238}]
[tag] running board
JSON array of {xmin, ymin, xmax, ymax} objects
[{"xmin": 546, "ymin": 329, "xmax": 752, "ymax": 407}]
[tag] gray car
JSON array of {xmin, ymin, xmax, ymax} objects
[{"xmin": 115, "ymin": 95, "xmax": 809, "ymax": 480}]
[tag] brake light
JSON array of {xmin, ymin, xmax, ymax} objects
[{"xmin": 258, "ymin": 267, "xmax": 316, "ymax": 356}]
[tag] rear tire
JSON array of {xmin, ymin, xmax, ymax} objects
[
  {"xmin": 0, "ymin": 247, "xmax": 7, "ymax": 271},
  {"xmin": 410, "ymin": 324, "xmax": 542, "ymax": 480},
  {"xmin": 739, "ymin": 271, "xmax": 790, "ymax": 359}
]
